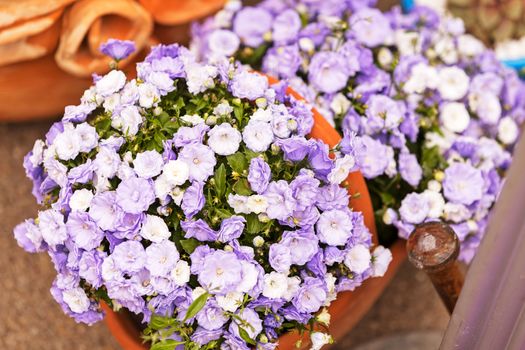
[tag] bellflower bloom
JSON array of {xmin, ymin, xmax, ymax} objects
[{"xmin": 100, "ymin": 39, "xmax": 136, "ymax": 60}]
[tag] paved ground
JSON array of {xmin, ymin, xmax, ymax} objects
[{"xmin": 0, "ymin": 121, "xmax": 449, "ymax": 349}]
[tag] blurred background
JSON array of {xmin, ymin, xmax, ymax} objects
[{"xmin": 1, "ymin": 0, "xmax": 519, "ymax": 348}]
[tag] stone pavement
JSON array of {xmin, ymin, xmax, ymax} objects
[{"xmin": 0, "ymin": 121, "xmax": 449, "ymax": 349}]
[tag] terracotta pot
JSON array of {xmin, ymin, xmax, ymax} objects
[
  {"xmin": 139, "ymin": 0, "xmax": 226, "ymax": 26},
  {"xmin": 101, "ymin": 78, "xmax": 408, "ymax": 349}
]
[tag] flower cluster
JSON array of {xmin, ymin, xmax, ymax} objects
[
  {"xmin": 14, "ymin": 41, "xmax": 391, "ymax": 349},
  {"xmin": 193, "ymin": 0, "xmax": 525, "ymax": 262}
]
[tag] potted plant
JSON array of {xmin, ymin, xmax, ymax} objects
[
  {"xmin": 14, "ymin": 40, "xmax": 395, "ymax": 349},
  {"xmin": 193, "ymin": 0, "xmax": 524, "ymax": 263}
]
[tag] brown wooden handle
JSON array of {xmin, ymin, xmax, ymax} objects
[{"xmin": 407, "ymin": 222, "xmax": 464, "ymax": 313}]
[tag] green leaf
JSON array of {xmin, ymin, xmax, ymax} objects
[
  {"xmin": 149, "ymin": 315, "xmax": 175, "ymax": 331},
  {"xmin": 95, "ymin": 117, "xmax": 111, "ymax": 135},
  {"xmin": 246, "ymin": 213, "xmax": 265, "ymax": 234},
  {"xmin": 215, "ymin": 163, "xmax": 226, "ymax": 198},
  {"xmin": 233, "ymin": 104, "xmax": 244, "ymax": 124},
  {"xmin": 227, "ymin": 152, "xmax": 247, "ymax": 173},
  {"xmin": 151, "ymin": 340, "xmax": 185, "ymax": 350},
  {"xmin": 180, "ymin": 238, "xmax": 199, "ymax": 254},
  {"xmin": 238, "ymin": 327, "xmax": 256, "ymax": 346},
  {"xmin": 215, "ymin": 208, "xmax": 233, "ymax": 219},
  {"xmin": 184, "ymin": 292, "xmax": 210, "ymax": 322},
  {"xmin": 233, "ymin": 179, "xmax": 252, "ymax": 196}
]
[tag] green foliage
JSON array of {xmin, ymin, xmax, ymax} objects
[
  {"xmin": 214, "ymin": 163, "xmax": 227, "ymax": 198},
  {"xmin": 179, "ymin": 239, "xmax": 199, "ymax": 255},
  {"xmin": 227, "ymin": 152, "xmax": 248, "ymax": 173},
  {"xmin": 184, "ymin": 292, "xmax": 210, "ymax": 322}
]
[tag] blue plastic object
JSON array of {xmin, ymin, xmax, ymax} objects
[{"xmin": 400, "ymin": 0, "xmax": 415, "ymax": 13}]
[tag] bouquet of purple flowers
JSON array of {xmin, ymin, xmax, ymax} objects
[
  {"xmin": 14, "ymin": 40, "xmax": 391, "ymax": 349},
  {"xmin": 193, "ymin": 0, "xmax": 525, "ymax": 262}
]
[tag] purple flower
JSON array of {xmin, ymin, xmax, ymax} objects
[
  {"xmin": 308, "ymin": 51, "xmax": 352, "ymax": 94},
  {"xmin": 316, "ymin": 209, "xmax": 354, "ymax": 246},
  {"xmin": 292, "ymin": 278, "xmax": 327, "ymax": 313},
  {"xmin": 13, "ymin": 219, "xmax": 44, "ymax": 253},
  {"xmin": 230, "ymin": 70, "xmax": 269, "ymax": 100},
  {"xmin": 218, "ymin": 216, "xmax": 246, "ymax": 243},
  {"xmin": 307, "ymin": 140, "xmax": 333, "ymax": 179},
  {"xmin": 399, "ymin": 193, "xmax": 430, "ymax": 224},
  {"xmin": 68, "ymin": 160, "xmax": 94, "ymax": 184},
  {"xmin": 280, "ymin": 229, "xmax": 319, "ymax": 265},
  {"xmin": 99, "ymin": 39, "xmax": 136, "ymax": 60},
  {"xmin": 116, "ymin": 177, "xmax": 155, "ymax": 214},
  {"xmin": 181, "ymin": 219, "xmax": 217, "ymax": 241},
  {"xmin": 356, "ymin": 136, "xmax": 390, "ymax": 178},
  {"xmin": 182, "ymin": 182, "xmax": 205, "ymax": 219},
  {"xmin": 272, "ymin": 9, "xmax": 301, "ymax": 44},
  {"xmin": 278, "ymin": 136, "xmax": 311, "ymax": 162},
  {"xmin": 349, "ymin": 8, "xmax": 392, "ymax": 47},
  {"xmin": 173, "ymin": 124, "xmax": 209, "ymax": 148},
  {"xmin": 230, "ymin": 308, "xmax": 263, "ymax": 340},
  {"xmin": 178, "ymin": 143, "xmax": 216, "ymax": 182},
  {"xmin": 365, "ymin": 95, "xmax": 404, "ymax": 131},
  {"xmin": 233, "ymin": 7, "xmax": 273, "ymax": 47},
  {"xmin": 443, "ymin": 163, "xmax": 485, "ymax": 205},
  {"xmin": 79, "ymin": 250, "xmax": 105, "ymax": 288},
  {"xmin": 268, "ymin": 243, "xmax": 292, "ymax": 272},
  {"xmin": 112, "ymin": 240, "xmax": 146, "ymax": 273},
  {"xmin": 299, "ymin": 22, "xmax": 330, "ymax": 46},
  {"xmin": 66, "ymin": 212, "xmax": 104, "ymax": 250},
  {"xmin": 38, "ymin": 209, "xmax": 68, "ymax": 247},
  {"xmin": 398, "ymin": 151, "xmax": 423, "ymax": 187},
  {"xmin": 196, "ymin": 302, "xmax": 229, "ymax": 330},
  {"xmin": 190, "ymin": 245, "xmax": 213, "ymax": 274},
  {"xmin": 264, "ymin": 180, "xmax": 297, "ymax": 221},
  {"xmin": 290, "ymin": 173, "xmax": 320, "ymax": 210},
  {"xmin": 191, "ymin": 327, "xmax": 223, "ymax": 346},
  {"xmin": 145, "ymin": 240, "xmax": 179, "ymax": 276},
  {"xmin": 248, "ymin": 157, "xmax": 271, "ymax": 193},
  {"xmin": 198, "ymin": 250, "xmax": 242, "ymax": 294},
  {"xmin": 262, "ymin": 45, "xmax": 301, "ymax": 79}
]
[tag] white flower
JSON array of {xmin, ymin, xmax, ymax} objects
[
  {"xmin": 216, "ymin": 291, "xmax": 244, "ymax": 312},
  {"xmin": 29, "ymin": 140, "xmax": 45, "ymax": 167},
  {"xmin": 76, "ymin": 123, "xmax": 98, "ymax": 153},
  {"xmin": 186, "ymin": 63, "xmax": 218, "ymax": 94},
  {"xmin": 395, "ymin": 30, "xmax": 421, "ymax": 56},
  {"xmin": 458, "ymin": 34, "xmax": 484, "ymax": 57},
  {"xmin": 251, "ymin": 108, "xmax": 272, "ymax": 122},
  {"xmin": 403, "ymin": 63, "xmax": 438, "ymax": 94},
  {"xmin": 324, "ymin": 273, "xmax": 337, "ymax": 305},
  {"xmin": 299, "ymin": 37, "xmax": 315, "ymax": 52},
  {"xmin": 208, "ymin": 29, "xmax": 240, "ymax": 56},
  {"xmin": 181, "ymin": 114, "xmax": 204, "ymax": 125},
  {"xmin": 427, "ymin": 180, "xmax": 442, "ymax": 192},
  {"xmin": 316, "ymin": 308, "xmax": 331, "ymax": 326},
  {"xmin": 330, "ymin": 93, "xmax": 351, "ymax": 115},
  {"xmin": 207, "ymin": 123, "xmax": 242, "ymax": 155},
  {"xmin": 328, "ymin": 155, "xmax": 355, "ymax": 184},
  {"xmin": 252, "ymin": 236, "xmax": 264, "ymax": 247},
  {"xmin": 228, "ymin": 194, "xmax": 250, "ymax": 214},
  {"xmin": 171, "ymin": 260, "xmax": 190, "ymax": 286},
  {"xmin": 382, "ymin": 208, "xmax": 397, "ymax": 225},
  {"xmin": 69, "ymin": 189, "xmax": 93, "ymax": 211},
  {"xmin": 440, "ymin": 102, "xmax": 470, "ymax": 133},
  {"xmin": 311, "ymin": 332, "xmax": 333, "ymax": 350},
  {"xmin": 262, "ymin": 272, "xmax": 288, "ymax": 299},
  {"xmin": 103, "ymin": 93, "xmax": 121, "ymax": 112},
  {"xmin": 236, "ymin": 261, "xmax": 259, "ymax": 294},
  {"xmin": 54, "ymin": 130, "xmax": 81, "ymax": 161},
  {"xmin": 192, "ymin": 287, "xmax": 208, "ymax": 300},
  {"xmin": 140, "ymin": 215, "xmax": 171, "ymax": 242},
  {"xmin": 246, "ymin": 195, "xmax": 269, "ymax": 214},
  {"xmin": 62, "ymin": 287, "xmax": 91, "ymax": 314},
  {"xmin": 117, "ymin": 163, "xmax": 136, "ymax": 181},
  {"xmin": 170, "ymin": 187, "xmax": 185, "ymax": 206},
  {"xmin": 95, "ymin": 70, "xmax": 126, "ymax": 97},
  {"xmin": 344, "ymin": 244, "xmax": 371, "ymax": 274},
  {"xmin": 154, "ymin": 174, "xmax": 174, "ymax": 199},
  {"xmin": 138, "ymin": 83, "xmax": 159, "ymax": 108},
  {"xmin": 422, "ymin": 190, "xmax": 445, "ymax": 218},
  {"xmin": 316, "ymin": 209, "xmax": 353, "ymax": 246},
  {"xmin": 443, "ymin": 203, "xmax": 471, "ymax": 223},
  {"xmin": 242, "ymin": 120, "xmax": 274, "ymax": 152},
  {"xmin": 377, "ymin": 47, "xmax": 394, "ymax": 68},
  {"xmin": 213, "ymin": 102, "xmax": 233, "ymax": 116},
  {"xmin": 475, "ymin": 93, "xmax": 501, "ymax": 125},
  {"xmin": 162, "ymin": 160, "xmax": 190, "ymax": 186},
  {"xmin": 114, "ymin": 105, "xmax": 143, "ymax": 135},
  {"xmin": 282, "ymin": 276, "xmax": 301, "ymax": 301},
  {"xmin": 437, "ymin": 67, "xmax": 469, "ymax": 101},
  {"xmin": 435, "ymin": 36, "xmax": 458, "ymax": 64},
  {"xmin": 498, "ymin": 117, "xmax": 519, "ymax": 145},
  {"xmin": 371, "ymin": 246, "xmax": 392, "ymax": 277},
  {"xmin": 133, "ymin": 150, "xmax": 163, "ymax": 178}
]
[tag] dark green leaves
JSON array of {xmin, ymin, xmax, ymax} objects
[
  {"xmin": 232, "ymin": 178, "xmax": 252, "ymax": 196},
  {"xmin": 227, "ymin": 152, "xmax": 247, "ymax": 173},
  {"xmin": 183, "ymin": 292, "xmax": 210, "ymax": 322},
  {"xmin": 180, "ymin": 238, "xmax": 199, "ymax": 255},
  {"xmin": 246, "ymin": 214, "xmax": 265, "ymax": 234},
  {"xmin": 238, "ymin": 327, "xmax": 256, "ymax": 346},
  {"xmin": 149, "ymin": 315, "xmax": 176, "ymax": 331},
  {"xmin": 215, "ymin": 163, "xmax": 226, "ymax": 198}
]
